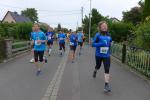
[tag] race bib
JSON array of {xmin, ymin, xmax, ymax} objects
[
  {"xmin": 70, "ymin": 42, "xmax": 74, "ymax": 46},
  {"xmin": 48, "ymin": 36, "xmax": 52, "ymax": 40},
  {"xmin": 100, "ymin": 47, "xmax": 109, "ymax": 54},
  {"xmin": 60, "ymin": 38, "xmax": 63, "ymax": 40},
  {"xmin": 35, "ymin": 40, "xmax": 41, "ymax": 45}
]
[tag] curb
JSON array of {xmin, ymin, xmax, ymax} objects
[
  {"xmin": 0, "ymin": 50, "xmax": 30, "ymax": 65},
  {"xmin": 111, "ymin": 56, "xmax": 150, "ymax": 85}
]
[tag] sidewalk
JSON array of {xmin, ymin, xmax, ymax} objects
[{"xmin": 56, "ymin": 46, "xmax": 150, "ymax": 100}]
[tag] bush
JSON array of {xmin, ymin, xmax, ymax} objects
[
  {"xmin": 109, "ymin": 22, "xmax": 134, "ymax": 42},
  {"xmin": 0, "ymin": 38, "xmax": 6, "ymax": 62},
  {"xmin": 134, "ymin": 18, "xmax": 150, "ymax": 50},
  {"xmin": 0, "ymin": 22, "xmax": 33, "ymax": 40}
]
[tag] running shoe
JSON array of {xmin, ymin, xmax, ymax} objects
[
  {"xmin": 104, "ymin": 84, "xmax": 111, "ymax": 92},
  {"xmin": 29, "ymin": 58, "xmax": 34, "ymax": 63},
  {"xmin": 93, "ymin": 70, "xmax": 97, "ymax": 78},
  {"xmin": 36, "ymin": 70, "xmax": 41, "ymax": 76}
]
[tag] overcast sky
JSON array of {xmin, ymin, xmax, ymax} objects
[{"xmin": 0, "ymin": 0, "xmax": 140, "ymax": 30}]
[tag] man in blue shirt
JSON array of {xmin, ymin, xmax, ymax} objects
[
  {"xmin": 77, "ymin": 31, "xmax": 84, "ymax": 55},
  {"xmin": 46, "ymin": 27, "xmax": 54, "ymax": 56},
  {"xmin": 92, "ymin": 21, "xmax": 112, "ymax": 92},
  {"xmin": 31, "ymin": 23, "xmax": 46, "ymax": 76},
  {"xmin": 58, "ymin": 30, "xmax": 66, "ymax": 55},
  {"xmin": 69, "ymin": 31, "xmax": 78, "ymax": 63}
]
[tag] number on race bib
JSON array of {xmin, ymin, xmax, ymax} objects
[
  {"xmin": 48, "ymin": 36, "xmax": 51, "ymax": 40},
  {"xmin": 70, "ymin": 42, "xmax": 74, "ymax": 46},
  {"xmin": 100, "ymin": 47, "xmax": 109, "ymax": 54},
  {"xmin": 35, "ymin": 40, "xmax": 41, "ymax": 45},
  {"xmin": 60, "ymin": 38, "xmax": 63, "ymax": 40}
]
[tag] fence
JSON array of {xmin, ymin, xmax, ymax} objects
[
  {"xmin": 4, "ymin": 39, "xmax": 30, "ymax": 59},
  {"xmin": 12, "ymin": 41, "xmax": 30, "ymax": 56},
  {"xmin": 111, "ymin": 43, "xmax": 150, "ymax": 77}
]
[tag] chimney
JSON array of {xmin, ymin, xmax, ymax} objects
[{"xmin": 14, "ymin": 11, "xmax": 18, "ymax": 15}]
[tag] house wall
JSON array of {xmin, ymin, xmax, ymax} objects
[{"xmin": 2, "ymin": 12, "xmax": 16, "ymax": 23}]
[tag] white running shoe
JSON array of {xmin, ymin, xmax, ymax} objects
[{"xmin": 30, "ymin": 58, "xmax": 34, "ymax": 63}]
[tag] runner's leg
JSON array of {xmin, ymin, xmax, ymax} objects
[
  {"xmin": 103, "ymin": 57, "xmax": 111, "ymax": 92},
  {"xmin": 93, "ymin": 57, "xmax": 103, "ymax": 78},
  {"xmin": 72, "ymin": 46, "xmax": 76, "ymax": 63},
  {"xmin": 34, "ymin": 51, "xmax": 41, "ymax": 75},
  {"xmin": 59, "ymin": 43, "xmax": 63, "ymax": 55}
]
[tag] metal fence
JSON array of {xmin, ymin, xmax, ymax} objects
[
  {"xmin": 111, "ymin": 43, "xmax": 122, "ymax": 60},
  {"xmin": 111, "ymin": 43, "xmax": 150, "ymax": 77}
]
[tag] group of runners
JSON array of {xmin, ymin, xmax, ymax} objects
[
  {"xmin": 30, "ymin": 20, "xmax": 112, "ymax": 93},
  {"xmin": 30, "ymin": 23, "xmax": 85, "ymax": 75}
]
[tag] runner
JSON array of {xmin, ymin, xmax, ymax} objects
[
  {"xmin": 58, "ymin": 30, "xmax": 66, "ymax": 55},
  {"xmin": 77, "ymin": 30, "xmax": 84, "ymax": 55},
  {"xmin": 31, "ymin": 23, "xmax": 46, "ymax": 76},
  {"xmin": 46, "ymin": 27, "xmax": 54, "ymax": 56},
  {"xmin": 66, "ymin": 29, "xmax": 71, "ymax": 44},
  {"xmin": 83, "ymin": 32, "xmax": 86, "ymax": 46},
  {"xmin": 92, "ymin": 21, "xmax": 112, "ymax": 92},
  {"xmin": 29, "ymin": 27, "xmax": 35, "ymax": 63},
  {"xmin": 69, "ymin": 31, "xmax": 78, "ymax": 63}
]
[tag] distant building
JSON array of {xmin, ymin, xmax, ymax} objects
[
  {"xmin": 110, "ymin": 17, "xmax": 120, "ymax": 23},
  {"xmin": 1, "ymin": 11, "xmax": 32, "ymax": 23}
]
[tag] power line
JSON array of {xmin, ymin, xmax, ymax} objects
[
  {"xmin": 0, "ymin": 4, "xmax": 80, "ymax": 13},
  {"xmin": 39, "ymin": 12, "xmax": 81, "ymax": 18},
  {"xmin": 38, "ymin": 9, "xmax": 80, "ymax": 13}
]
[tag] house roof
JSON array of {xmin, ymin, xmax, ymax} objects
[
  {"xmin": 2, "ymin": 11, "xmax": 32, "ymax": 23},
  {"xmin": 110, "ymin": 17, "xmax": 120, "ymax": 22}
]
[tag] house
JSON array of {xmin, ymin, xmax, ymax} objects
[
  {"xmin": 1, "ymin": 11, "xmax": 32, "ymax": 23},
  {"xmin": 110, "ymin": 17, "xmax": 120, "ymax": 23}
]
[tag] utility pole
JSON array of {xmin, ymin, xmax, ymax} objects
[
  {"xmin": 76, "ymin": 21, "xmax": 79, "ymax": 31},
  {"xmin": 88, "ymin": 0, "xmax": 92, "ymax": 44},
  {"xmin": 81, "ymin": 7, "xmax": 84, "ymax": 24}
]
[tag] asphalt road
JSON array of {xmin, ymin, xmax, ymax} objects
[
  {"xmin": 57, "ymin": 45, "xmax": 150, "ymax": 100},
  {"xmin": 0, "ymin": 44, "xmax": 150, "ymax": 100}
]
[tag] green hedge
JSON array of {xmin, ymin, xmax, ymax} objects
[
  {"xmin": 0, "ymin": 38, "xmax": 6, "ymax": 62},
  {"xmin": 0, "ymin": 22, "xmax": 33, "ymax": 40},
  {"xmin": 109, "ymin": 22, "xmax": 134, "ymax": 42},
  {"xmin": 134, "ymin": 18, "xmax": 150, "ymax": 50}
]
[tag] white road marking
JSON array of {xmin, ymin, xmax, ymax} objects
[{"xmin": 42, "ymin": 49, "xmax": 69, "ymax": 100}]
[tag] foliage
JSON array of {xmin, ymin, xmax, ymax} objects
[
  {"xmin": 83, "ymin": 8, "xmax": 104, "ymax": 38},
  {"xmin": 57, "ymin": 24, "xmax": 62, "ymax": 31},
  {"xmin": 122, "ymin": 7, "xmax": 142, "ymax": 25},
  {"xmin": 109, "ymin": 22, "xmax": 134, "ymax": 42},
  {"xmin": 40, "ymin": 24, "xmax": 48, "ymax": 33},
  {"xmin": 134, "ymin": 18, "xmax": 150, "ymax": 50},
  {"xmin": 143, "ymin": 0, "xmax": 150, "ymax": 20},
  {"xmin": 21, "ymin": 8, "xmax": 38, "ymax": 23},
  {"xmin": 0, "ymin": 22, "xmax": 33, "ymax": 40},
  {"xmin": 0, "ymin": 38, "xmax": 6, "ymax": 61}
]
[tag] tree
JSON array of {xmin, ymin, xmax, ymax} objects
[
  {"xmin": 83, "ymin": 8, "xmax": 104, "ymax": 37},
  {"xmin": 138, "ymin": 0, "xmax": 144, "ymax": 10},
  {"xmin": 63, "ymin": 28, "xmax": 68, "ymax": 33},
  {"xmin": 91, "ymin": 8, "xmax": 103, "ymax": 26},
  {"xmin": 134, "ymin": 18, "xmax": 150, "ymax": 50},
  {"xmin": 143, "ymin": 0, "xmax": 150, "ymax": 20},
  {"xmin": 109, "ymin": 22, "xmax": 134, "ymax": 42},
  {"xmin": 0, "ymin": 24, "xmax": 5, "ymax": 37},
  {"xmin": 57, "ymin": 23, "xmax": 62, "ymax": 31},
  {"xmin": 122, "ymin": 7, "xmax": 142, "ymax": 25},
  {"xmin": 21, "ymin": 8, "xmax": 38, "ymax": 23}
]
